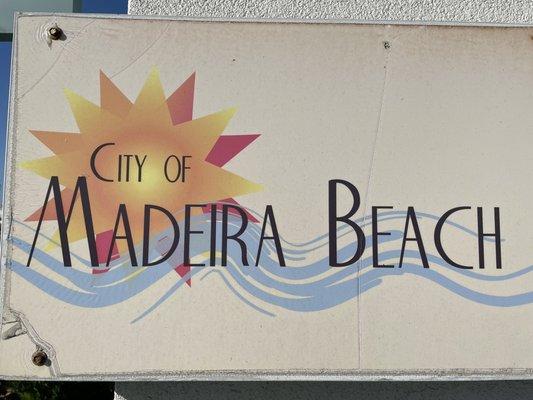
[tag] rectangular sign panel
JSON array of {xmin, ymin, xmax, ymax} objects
[{"xmin": 1, "ymin": 14, "xmax": 532, "ymax": 380}]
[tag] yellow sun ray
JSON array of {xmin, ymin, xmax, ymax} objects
[{"xmin": 23, "ymin": 68, "xmax": 262, "ymax": 251}]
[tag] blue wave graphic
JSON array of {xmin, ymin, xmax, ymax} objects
[{"xmin": 7, "ymin": 209, "xmax": 533, "ymax": 323}]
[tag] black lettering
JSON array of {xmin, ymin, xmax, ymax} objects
[
  {"xmin": 184, "ymin": 205, "xmax": 206, "ymax": 267},
  {"xmin": 27, "ymin": 176, "xmax": 98, "ymax": 267},
  {"xmin": 107, "ymin": 204, "xmax": 137, "ymax": 267},
  {"xmin": 142, "ymin": 205, "xmax": 180, "ymax": 266},
  {"xmin": 399, "ymin": 207, "xmax": 429, "ymax": 269},
  {"xmin": 221, "ymin": 205, "xmax": 249, "ymax": 266},
  {"xmin": 256, "ymin": 205, "xmax": 285, "ymax": 267},
  {"xmin": 477, "ymin": 207, "xmax": 502, "ymax": 269},
  {"xmin": 328, "ymin": 179, "xmax": 365, "ymax": 267},
  {"xmin": 434, "ymin": 206, "xmax": 472, "ymax": 269},
  {"xmin": 372, "ymin": 206, "xmax": 394, "ymax": 268}
]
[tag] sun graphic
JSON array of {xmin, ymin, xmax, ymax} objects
[{"xmin": 22, "ymin": 68, "xmax": 262, "ymax": 271}]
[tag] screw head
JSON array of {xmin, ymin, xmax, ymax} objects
[
  {"xmin": 48, "ymin": 26, "xmax": 63, "ymax": 41},
  {"xmin": 32, "ymin": 350, "xmax": 48, "ymax": 366}
]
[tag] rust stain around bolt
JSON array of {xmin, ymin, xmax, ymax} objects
[{"xmin": 31, "ymin": 350, "xmax": 48, "ymax": 366}]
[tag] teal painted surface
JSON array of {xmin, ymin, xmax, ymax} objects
[{"xmin": 0, "ymin": 0, "xmax": 76, "ymax": 34}]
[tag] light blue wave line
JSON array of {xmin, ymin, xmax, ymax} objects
[{"xmin": 7, "ymin": 210, "xmax": 529, "ymax": 322}]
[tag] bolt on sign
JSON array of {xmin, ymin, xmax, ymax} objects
[{"xmin": 0, "ymin": 14, "xmax": 532, "ymax": 380}]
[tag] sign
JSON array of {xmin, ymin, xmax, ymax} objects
[{"xmin": 1, "ymin": 14, "xmax": 532, "ymax": 379}]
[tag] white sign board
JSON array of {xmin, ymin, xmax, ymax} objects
[{"xmin": 1, "ymin": 14, "xmax": 532, "ymax": 379}]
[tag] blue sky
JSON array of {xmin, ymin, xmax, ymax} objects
[
  {"xmin": 0, "ymin": 0, "xmax": 127, "ymax": 196},
  {"xmin": 0, "ymin": 41, "xmax": 11, "ymax": 195},
  {"xmin": 80, "ymin": 0, "xmax": 128, "ymax": 13}
]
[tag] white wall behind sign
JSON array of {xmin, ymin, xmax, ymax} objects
[{"xmin": 127, "ymin": 0, "xmax": 533, "ymax": 23}]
